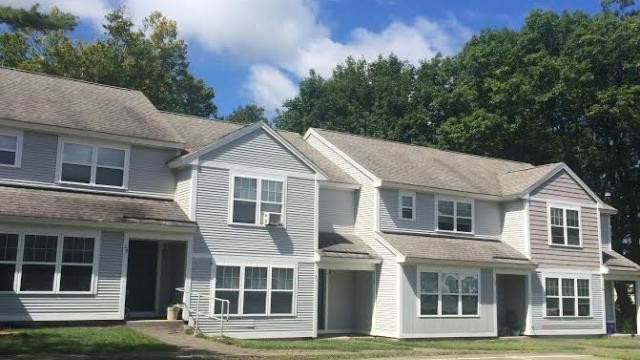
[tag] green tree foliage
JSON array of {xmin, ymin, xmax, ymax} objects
[
  {"xmin": 0, "ymin": 6, "xmax": 216, "ymax": 117},
  {"xmin": 275, "ymin": 2, "xmax": 640, "ymax": 265},
  {"xmin": 225, "ymin": 104, "xmax": 268, "ymax": 124},
  {"xmin": 0, "ymin": 4, "xmax": 76, "ymax": 33}
]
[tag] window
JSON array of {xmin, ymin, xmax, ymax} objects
[
  {"xmin": 59, "ymin": 237, "xmax": 95, "ymax": 291},
  {"xmin": 545, "ymin": 277, "xmax": 590, "ymax": 317},
  {"xmin": 549, "ymin": 206, "xmax": 581, "ymax": 246},
  {"xmin": 214, "ymin": 265, "xmax": 295, "ymax": 316},
  {"xmin": 231, "ymin": 176, "xmax": 284, "ymax": 226},
  {"xmin": 437, "ymin": 198, "xmax": 473, "ymax": 233},
  {"xmin": 419, "ymin": 270, "xmax": 479, "ymax": 316},
  {"xmin": 0, "ymin": 233, "xmax": 19, "ymax": 291},
  {"xmin": 399, "ymin": 191, "xmax": 416, "ymax": 220},
  {"xmin": 59, "ymin": 141, "xmax": 128, "ymax": 188},
  {"xmin": 4, "ymin": 232, "xmax": 99, "ymax": 293},
  {"xmin": 271, "ymin": 267, "xmax": 294, "ymax": 314},
  {"xmin": 214, "ymin": 266, "xmax": 240, "ymax": 314},
  {"xmin": 0, "ymin": 130, "xmax": 22, "ymax": 167},
  {"xmin": 243, "ymin": 267, "xmax": 267, "ymax": 315}
]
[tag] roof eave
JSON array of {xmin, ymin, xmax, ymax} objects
[
  {"xmin": 401, "ymin": 257, "xmax": 537, "ymax": 269},
  {"xmin": 377, "ymin": 180, "xmax": 504, "ymax": 201},
  {"xmin": 0, "ymin": 214, "xmax": 197, "ymax": 233}
]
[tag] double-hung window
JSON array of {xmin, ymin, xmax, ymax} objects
[
  {"xmin": 231, "ymin": 175, "xmax": 284, "ymax": 226},
  {"xmin": 59, "ymin": 141, "xmax": 128, "ymax": 188},
  {"xmin": 399, "ymin": 191, "xmax": 416, "ymax": 220},
  {"xmin": 0, "ymin": 129, "xmax": 22, "ymax": 167},
  {"xmin": 437, "ymin": 198, "xmax": 473, "ymax": 233},
  {"xmin": 214, "ymin": 265, "xmax": 295, "ymax": 316},
  {"xmin": 545, "ymin": 277, "xmax": 590, "ymax": 317},
  {"xmin": 419, "ymin": 270, "xmax": 479, "ymax": 316},
  {"xmin": 2, "ymin": 232, "xmax": 98, "ymax": 293},
  {"xmin": 549, "ymin": 206, "xmax": 581, "ymax": 246},
  {"xmin": 0, "ymin": 233, "xmax": 19, "ymax": 291}
]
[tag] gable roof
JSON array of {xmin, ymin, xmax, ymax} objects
[
  {"xmin": 160, "ymin": 111, "xmax": 245, "ymax": 153},
  {"xmin": 277, "ymin": 131, "xmax": 356, "ymax": 185},
  {"xmin": 308, "ymin": 128, "xmax": 616, "ymax": 210},
  {"xmin": 0, "ymin": 67, "xmax": 184, "ymax": 146},
  {"xmin": 603, "ymin": 250, "xmax": 640, "ymax": 273}
]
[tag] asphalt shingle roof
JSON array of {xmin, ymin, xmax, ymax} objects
[
  {"xmin": 160, "ymin": 112, "xmax": 245, "ymax": 153},
  {"xmin": 603, "ymin": 250, "xmax": 640, "ymax": 272},
  {"xmin": 0, "ymin": 67, "xmax": 184, "ymax": 144},
  {"xmin": 278, "ymin": 131, "xmax": 356, "ymax": 184},
  {"xmin": 0, "ymin": 185, "xmax": 193, "ymax": 227},
  {"xmin": 318, "ymin": 232, "xmax": 380, "ymax": 259},
  {"xmin": 380, "ymin": 232, "xmax": 534, "ymax": 266}
]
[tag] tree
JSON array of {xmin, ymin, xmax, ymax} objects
[
  {"xmin": 225, "ymin": 104, "xmax": 268, "ymax": 124},
  {"xmin": 0, "ymin": 4, "xmax": 76, "ymax": 33},
  {"xmin": 0, "ymin": 5, "xmax": 216, "ymax": 117}
]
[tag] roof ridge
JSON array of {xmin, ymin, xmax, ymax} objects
[
  {"xmin": 501, "ymin": 162, "xmax": 562, "ymax": 175},
  {"xmin": 0, "ymin": 66, "xmax": 145, "ymax": 94},
  {"xmin": 311, "ymin": 127, "xmax": 532, "ymax": 166}
]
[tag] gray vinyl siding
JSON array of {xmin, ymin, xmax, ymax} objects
[
  {"xmin": 174, "ymin": 168, "xmax": 192, "ymax": 219},
  {"xmin": 188, "ymin": 257, "xmax": 212, "ymax": 319},
  {"xmin": 0, "ymin": 131, "xmax": 57, "ymax": 183},
  {"xmin": 193, "ymin": 166, "xmax": 315, "ymax": 256},
  {"xmin": 0, "ymin": 230, "xmax": 124, "ymax": 321},
  {"xmin": 501, "ymin": 200, "xmax": 527, "ymax": 255},
  {"xmin": 529, "ymin": 200, "xmax": 600, "ymax": 269},
  {"xmin": 319, "ymin": 188, "xmax": 355, "ymax": 233},
  {"xmin": 196, "ymin": 260, "xmax": 315, "ymax": 339},
  {"xmin": 401, "ymin": 266, "xmax": 496, "ymax": 337},
  {"xmin": 601, "ymin": 214, "xmax": 611, "ymax": 251},
  {"xmin": 0, "ymin": 130, "xmax": 177, "ymax": 197},
  {"xmin": 378, "ymin": 188, "xmax": 501, "ymax": 238},
  {"xmin": 530, "ymin": 270, "xmax": 604, "ymax": 334},
  {"xmin": 307, "ymin": 132, "xmax": 398, "ymax": 337},
  {"xmin": 531, "ymin": 170, "xmax": 596, "ymax": 204},
  {"xmin": 128, "ymin": 146, "xmax": 178, "ymax": 196},
  {"xmin": 201, "ymin": 128, "xmax": 314, "ymax": 175},
  {"xmin": 604, "ymin": 280, "xmax": 615, "ymax": 323}
]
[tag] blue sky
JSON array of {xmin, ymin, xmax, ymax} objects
[{"xmin": 7, "ymin": 0, "xmax": 602, "ymax": 117}]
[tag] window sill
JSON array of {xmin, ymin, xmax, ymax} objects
[
  {"xmin": 419, "ymin": 315, "xmax": 480, "ymax": 319},
  {"xmin": 548, "ymin": 244, "xmax": 583, "ymax": 249},
  {"xmin": 228, "ymin": 222, "xmax": 286, "ymax": 229},
  {"xmin": 0, "ymin": 163, "xmax": 19, "ymax": 168},
  {"xmin": 58, "ymin": 180, "xmax": 127, "ymax": 191},
  {"xmin": 399, "ymin": 217, "xmax": 415, "ymax": 222},
  {"xmin": 14, "ymin": 290, "xmax": 97, "ymax": 295},
  {"xmin": 544, "ymin": 316, "xmax": 593, "ymax": 319},
  {"xmin": 435, "ymin": 229, "xmax": 476, "ymax": 236},
  {"xmin": 215, "ymin": 313, "xmax": 296, "ymax": 318}
]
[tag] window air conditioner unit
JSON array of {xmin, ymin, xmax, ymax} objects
[{"xmin": 262, "ymin": 212, "xmax": 282, "ymax": 226}]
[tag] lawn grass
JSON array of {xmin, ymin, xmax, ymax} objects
[
  {"xmin": 0, "ymin": 325, "xmax": 176, "ymax": 355},
  {"xmin": 213, "ymin": 335, "xmax": 640, "ymax": 359}
]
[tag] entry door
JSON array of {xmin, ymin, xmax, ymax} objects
[{"xmin": 126, "ymin": 240, "xmax": 158, "ymax": 315}]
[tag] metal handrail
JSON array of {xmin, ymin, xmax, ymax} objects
[{"xmin": 176, "ymin": 287, "xmax": 230, "ymax": 336}]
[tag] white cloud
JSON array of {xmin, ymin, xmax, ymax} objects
[
  {"xmin": 6, "ymin": 1, "xmax": 472, "ymax": 115},
  {"xmin": 246, "ymin": 65, "xmax": 298, "ymax": 116}
]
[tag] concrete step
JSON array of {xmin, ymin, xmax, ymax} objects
[{"xmin": 126, "ymin": 319, "xmax": 185, "ymax": 334}]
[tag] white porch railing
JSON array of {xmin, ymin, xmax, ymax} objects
[{"xmin": 175, "ymin": 287, "xmax": 230, "ymax": 336}]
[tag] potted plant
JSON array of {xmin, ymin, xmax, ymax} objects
[{"xmin": 167, "ymin": 304, "xmax": 181, "ymax": 321}]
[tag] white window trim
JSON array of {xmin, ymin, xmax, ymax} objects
[
  {"xmin": 416, "ymin": 266, "xmax": 481, "ymax": 318},
  {"xmin": 0, "ymin": 128, "xmax": 23, "ymax": 168},
  {"xmin": 398, "ymin": 191, "xmax": 416, "ymax": 221},
  {"xmin": 228, "ymin": 172, "xmax": 287, "ymax": 228},
  {"xmin": 543, "ymin": 276, "xmax": 592, "ymax": 318},
  {"xmin": 212, "ymin": 263, "xmax": 297, "ymax": 317},
  {"xmin": 434, "ymin": 195, "xmax": 475, "ymax": 234},
  {"xmin": 55, "ymin": 137, "xmax": 131, "ymax": 190},
  {"xmin": 547, "ymin": 203, "xmax": 582, "ymax": 248},
  {"xmin": 0, "ymin": 227, "xmax": 101, "ymax": 295}
]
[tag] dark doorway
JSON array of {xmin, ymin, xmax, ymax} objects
[
  {"xmin": 126, "ymin": 240, "xmax": 158, "ymax": 315},
  {"xmin": 317, "ymin": 269, "xmax": 326, "ymax": 330},
  {"xmin": 496, "ymin": 274, "xmax": 527, "ymax": 336}
]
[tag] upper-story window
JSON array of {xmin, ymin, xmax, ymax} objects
[
  {"xmin": 399, "ymin": 191, "xmax": 416, "ymax": 220},
  {"xmin": 58, "ymin": 140, "xmax": 129, "ymax": 188},
  {"xmin": 436, "ymin": 197, "xmax": 473, "ymax": 233},
  {"xmin": 548, "ymin": 205, "xmax": 581, "ymax": 246},
  {"xmin": 231, "ymin": 175, "xmax": 285, "ymax": 226},
  {"xmin": 0, "ymin": 129, "xmax": 23, "ymax": 167}
]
